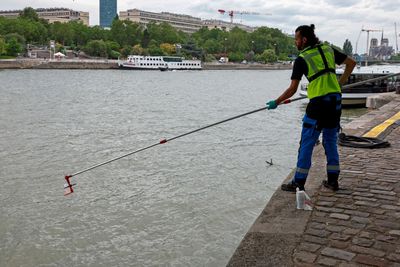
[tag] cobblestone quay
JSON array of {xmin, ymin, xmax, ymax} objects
[{"xmin": 228, "ymin": 95, "xmax": 400, "ymax": 267}]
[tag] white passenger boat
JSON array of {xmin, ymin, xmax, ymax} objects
[
  {"xmin": 118, "ymin": 55, "xmax": 202, "ymax": 70},
  {"xmin": 299, "ymin": 64, "xmax": 400, "ymax": 107}
]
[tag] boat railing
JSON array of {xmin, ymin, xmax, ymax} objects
[{"xmin": 344, "ymin": 72, "xmax": 400, "ymax": 89}]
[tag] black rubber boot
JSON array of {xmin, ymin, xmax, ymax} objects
[
  {"xmin": 281, "ymin": 180, "xmax": 305, "ymax": 192},
  {"xmin": 322, "ymin": 180, "xmax": 339, "ymax": 191},
  {"xmin": 322, "ymin": 173, "xmax": 339, "ymax": 191}
]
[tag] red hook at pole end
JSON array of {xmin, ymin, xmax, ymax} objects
[{"xmin": 64, "ymin": 175, "xmax": 74, "ymax": 196}]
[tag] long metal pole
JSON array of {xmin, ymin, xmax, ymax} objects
[
  {"xmin": 67, "ymin": 96, "xmax": 305, "ymax": 179},
  {"xmin": 63, "ymin": 96, "xmax": 306, "ymax": 194}
]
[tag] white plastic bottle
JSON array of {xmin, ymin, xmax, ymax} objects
[{"xmin": 296, "ymin": 187, "xmax": 305, "ymax": 209}]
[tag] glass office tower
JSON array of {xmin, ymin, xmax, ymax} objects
[{"xmin": 99, "ymin": 0, "xmax": 117, "ymax": 28}]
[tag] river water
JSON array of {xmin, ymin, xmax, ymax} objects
[{"xmin": 0, "ymin": 69, "xmax": 365, "ymax": 266}]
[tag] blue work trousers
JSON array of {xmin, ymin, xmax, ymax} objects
[{"xmin": 294, "ymin": 93, "xmax": 342, "ymax": 183}]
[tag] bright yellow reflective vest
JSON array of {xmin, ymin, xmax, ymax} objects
[{"xmin": 299, "ymin": 44, "xmax": 341, "ymax": 99}]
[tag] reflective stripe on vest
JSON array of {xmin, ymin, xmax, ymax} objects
[{"xmin": 299, "ymin": 44, "xmax": 341, "ymax": 99}]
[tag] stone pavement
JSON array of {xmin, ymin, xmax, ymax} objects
[{"xmin": 228, "ymin": 95, "xmax": 400, "ymax": 267}]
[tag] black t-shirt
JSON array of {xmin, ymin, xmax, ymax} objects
[{"xmin": 291, "ymin": 47, "xmax": 347, "ymax": 80}]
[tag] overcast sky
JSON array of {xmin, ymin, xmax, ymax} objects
[{"xmin": 1, "ymin": 0, "xmax": 399, "ymax": 53}]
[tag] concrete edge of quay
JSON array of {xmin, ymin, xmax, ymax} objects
[{"xmin": 227, "ymin": 93, "xmax": 400, "ymax": 267}]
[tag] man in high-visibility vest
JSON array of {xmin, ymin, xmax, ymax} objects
[{"xmin": 267, "ymin": 24, "xmax": 356, "ymax": 191}]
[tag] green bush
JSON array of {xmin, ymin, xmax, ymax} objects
[{"xmin": 228, "ymin": 51, "xmax": 245, "ymax": 62}]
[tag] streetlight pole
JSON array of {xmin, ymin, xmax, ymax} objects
[{"xmin": 224, "ymin": 38, "xmax": 227, "ymax": 57}]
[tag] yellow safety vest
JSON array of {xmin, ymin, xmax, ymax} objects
[{"xmin": 299, "ymin": 44, "xmax": 341, "ymax": 99}]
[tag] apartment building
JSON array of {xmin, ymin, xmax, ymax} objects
[
  {"xmin": 119, "ymin": 9, "xmax": 203, "ymax": 34},
  {"xmin": 0, "ymin": 8, "xmax": 89, "ymax": 26}
]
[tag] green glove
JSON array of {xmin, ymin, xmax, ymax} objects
[{"xmin": 266, "ymin": 100, "xmax": 278, "ymax": 110}]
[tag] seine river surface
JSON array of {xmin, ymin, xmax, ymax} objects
[{"xmin": 0, "ymin": 69, "xmax": 366, "ymax": 266}]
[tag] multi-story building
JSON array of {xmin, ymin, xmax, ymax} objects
[
  {"xmin": 202, "ymin": 19, "xmax": 255, "ymax": 32},
  {"xmin": 0, "ymin": 8, "xmax": 89, "ymax": 25},
  {"xmin": 119, "ymin": 9, "xmax": 256, "ymax": 34},
  {"xmin": 119, "ymin": 8, "xmax": 203, "ymax": 34},
  {"xmin": 100, "ymin": 0, "xmax": 117, "ymax": 28}
]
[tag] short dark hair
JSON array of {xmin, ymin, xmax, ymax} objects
[{"xmin": 295, "ymin": 24, "xmax": 320, "ymax": 47}]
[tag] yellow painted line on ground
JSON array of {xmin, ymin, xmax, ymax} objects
[{"xmin": 363, "ymin": 111, "xmax": 400, "ymax": 138}]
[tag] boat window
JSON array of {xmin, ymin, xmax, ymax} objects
[{"xmin": 163, "ymin": 57, "xmax": 182, "ymax": 63}]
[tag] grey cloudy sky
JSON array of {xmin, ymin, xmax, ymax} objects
[{"xmin": 2, "ymin": 0, "xmax": 400, "ymax": 53}]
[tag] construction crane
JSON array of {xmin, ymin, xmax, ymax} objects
[{"xmin": 218, "ymin": 9, "xmax": 271, "ymax": 24}]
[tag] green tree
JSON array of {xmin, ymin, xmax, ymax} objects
[
  {"xmin": 132, "ymin": 44, "xmax": 144, "ymax": 55},
  {"xmin": 260, "ymin": 49, "xmax": 277, "ymax": 63},
  {"xmin": 110, "ymin": 19, "xmax": 142, "ymax": 46},
  {"xmin": 84, "ymin": 40, "xmax": 108, "ymax": 57},
  {"xmin": 110, "ymin": 19, "xmax": 126, "ymax": 46},
  {"xmin": 343, "ymin": 39, "xmax": 353, "ymax": 56},
  {"xmin": 70, "ymin": 21, "xmax": 90, "ymax": 46},
  {"xmin": 120, "ymin": 45, "xmax": 132, "ymax": 57},
  {"xmin": 0, "ymin": 37, "xmax": 6, "ymax": 55},
  {"xmin": 19, "ymin": 18, "xmax": 48, "ymax": 43},
  {"xmin": 228, "ymin": 27, "xmax": 249, "ymax": 53},
  {"xmin": 390, "ymin": 54, "xmax": 400, "ymax": 60},
  {"xmin": 245, "ymin": 50, "xmax": 255, "ymax": 62},
  {"xmin": 4, "ymin": 33, "xmax": 26, "ymax": 45},
  {"xmin": 141, "ymin": 28, "xmax": 151, "ymax": 48},
  {"xmin": 89, "ymin": 26, "xmax": 109, "ymax": 41},
  {"xmin": 148, "ymin": 44, "xmax": 164, "ymax": 56},
  {"xmin": 228, "ymin": 51, "xmax": 245, "ymax": 62},
  {"xmin": 204, "ymin": 54, "xmax": 216, "ymax": 62},
  {"xmin": 159, "ymin": 23, "xmax": 182, "ymax": 44},
  {"xmin": 105, "ymin": 40, "xmax": 120, "ymax": 59},
  {"xmin": 203, "ymin": 39, "xmax": 222, "ymax": 54},
  {"xmin": 160, "ymin": 43, "xmax": 175, "ymax": 55},
  {"xmin": 125, "ymin": 21, "xmax": 142, "ymax": 45},
  {"xmin": 50, "ymin": 22, "xmax": 73, "ymax": 46},
  {"xmin": 20, "ymin": 7, "xmax": 39, "ymax": 21},
  {"xmin": 181, "ymin": 40, "xmax": 202, "ymax": 59},
  {"xmin": 6, "ymin": 37, "xmax": 22, "ymax": 56}
]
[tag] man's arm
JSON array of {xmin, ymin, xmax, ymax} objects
[
  {"xmin": 266, "ymin": 57, "xmax": 303, "ymax": 109},
  {"xmin": 275, "ymin": 79, "xmax": 300, "ymax": 105},
  {"xmin": 338, "ymin": 57, "xmax": 356, "ymax": 86}
]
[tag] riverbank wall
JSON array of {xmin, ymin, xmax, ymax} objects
[{"xmin": 0, "ymin": 59, "xmax": 119, "ymax": 69}]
